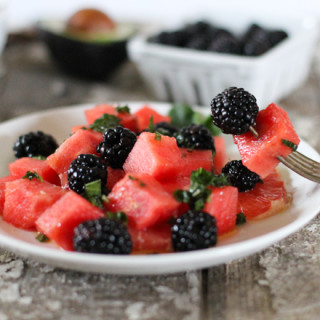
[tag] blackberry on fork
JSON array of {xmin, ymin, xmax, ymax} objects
[{"xmin": 211, "ymin": 87, "xmax": 259, "ymax": 135}]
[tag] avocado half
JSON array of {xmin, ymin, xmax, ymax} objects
[{"xmin": 37, "ymin": 20, "xmax": 136, "ymax": 79}]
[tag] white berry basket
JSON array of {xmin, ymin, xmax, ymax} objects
[{"xmin": 128, "ymin": 14, "xmax": 319, "ymax": 108}]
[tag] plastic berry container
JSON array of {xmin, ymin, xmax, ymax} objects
[{"xmin": 127, "ymin": 13, "xmax": 319, "ymax": 108}]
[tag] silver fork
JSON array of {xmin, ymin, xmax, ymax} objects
[
  {"xmin": 277, "ymin": 152, "xmax": 320, "ymax": 183},
  {"xmin": 249, "ymin": 127, "xmax": 320, "ymax": 183}
]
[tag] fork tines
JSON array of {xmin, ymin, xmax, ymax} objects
[{"xmin": 277, "ymin": 151, "xmax": 320, "ymax": 183}]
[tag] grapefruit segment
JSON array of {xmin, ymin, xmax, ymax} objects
[{"xmin": 238, "ymin": 170, "xmax": 288, "ymax": 219}]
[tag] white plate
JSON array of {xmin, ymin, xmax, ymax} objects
[{"xmin": 0, "ymin": 102, "xmax": 320, "ymax": 275}]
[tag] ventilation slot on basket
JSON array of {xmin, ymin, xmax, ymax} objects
[
  {"xmin": 163, "ymin": 78, "xmax": 174, "ymax": 102},
  {"xmin": 193, "ymin": 81, "xmax": 202, "ymax": 105}
]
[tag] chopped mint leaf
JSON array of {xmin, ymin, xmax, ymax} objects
[
  {"xmin": 174, "ymin": 168, "xmax": 229, "ymax": 210},
  {"xmin": 83, "ymin": 179, "xmax": 104, "ymax": 208},
  {"xmin": 32, "ymin": 155, "xmax": 47, "ymax": 160},
  {"xmin": 105, "ymin": 211, "xmax": 128, "ymax": 225},
  {"xmin": 36, "ymin": 232, "xmax": 49, "ymax": 242},
  {"xmin": 236, "ymin": 212, "xmax": 247, "ymax": 225},
  {"xmin": 128, "ymin": 175, "xmax": 146, "ymax": 187},
  {"xmin": 22, "ymin": 171, "xmax": 43, "ymax": 182},
  {"xmin": 281, "ymin": 139, "xmax": 298, "ymax": 151},
  {"xmin": 169, "ymin": 103, "xmax": 194, "ymax": 128},
  {"xmin": 169, "ymin": 103, "xmax": 221, "ymax": 135},
  {"xmin": 155, "ymin": 132, "xmax": 162, "ymax": 141},
  {"xmin": 148, "ymin": 115, "xmax": 155, "ymax": 132},
  {"xmin": 116, "ymin": 105, "xmax": 130, "ymax": 114},
  {"xmin": 89, "ymin": 114, "xmax": 121, "ymax": 133}
]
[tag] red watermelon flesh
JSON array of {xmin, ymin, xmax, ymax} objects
[
  {"xmin": 9, "ymin": 157, "xmax": 60, "ymax": 185},
  {"xmin": 106, "ymin": 173, "xmax": 180, "ymax": 230},
  {"xmin": 106, "ymin": 167, "xmax": 125, "ymax": 191},
  {"xmin": 213, "ymin": 136, "xmax": 227, "ymax": 174},
  {"xmin": 238, "ymin": 170, "xmax": 288, "ymax": 219},
  {"xmin": 123, "ymin": 132, "xmax": 182, "ymax": 182},
  {"xmin": 0, "ymin": 175, "xmax": 17, "ymax": 215},
  {"xmin": 3, "ymin": 179, "xmax": 65, "ymax": 230},
  {"xmin": 134, "ymin": 105, "xmax": 171, "ymax": 132},
  {"xmin": 179, "ymin": 149, "xmax": 214, "ymax": 177},
  {"xmin": 203, "ymin": 186, "xmax": 238, "ymax": 235},
  {"xmin": 46, "ymin": 129, "xmax": 103, "ymax": 178},
  {"xmin": 36, "ymin": 191, "xmax": 104, "ymax": 251},
  {"xmin": 233, "ymin": 103, "xmax": 300, "ymax": 178},
  {"xmin": 129, "ymin": 223, "xmax": 172, "ymax": 253},
  {"xmin": 85, "ymin": 104, "xmax": 138, "ymax": 132}
]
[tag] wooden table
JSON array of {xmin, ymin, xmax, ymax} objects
[{"xmin": 1, "ymin": 36, "xmax": 320, "ymax": 320}]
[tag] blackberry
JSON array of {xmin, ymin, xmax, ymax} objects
[
  {"xmin": 148, "ymin": 30, "xmax": 190, "ymax": 47},
  {"xmin": 68, "ymin": 154, "xmax": 107, "ymax": 194},
  {"xmin": 97, "ymin": 126, "xmax": 137, "ymax": 169},
  {"xmin": 269, "ymin": 30, "xmax": 288, "ymax": 46},
  {"xmin": 242, "ymin": 39, "xmax": 270, "ymax": 56},
  {"xmin": 185, "ymin": 34, "xmax": 212, "ymax": 50},
  {"xmin": 211, "ymin": 87, "xmax": 259, "ymax": 135},
  {"xmin": 73, "ymin": 218, "xmax": 132, "ymax": 254},
  {"xmin": 208, "ymin": 32, "xmax": 242, "ymax": 54},
  {"xmin": 175, "ymin": 124, "xmax": 215, "ymax": 151},
  {"xmin": 13, "ymin": 131, "xmax": 58, "ymax": 158},
  {"xmin": 154, "ymin": 122, "xmax": 178, "ymax": 137},
  {"xmin": 171, "ymin": 210, "xmax": 217, "ymax": 252},
  {"xmin": 222, "ymin": 160, "xmax": 262, "ymax": 192}
]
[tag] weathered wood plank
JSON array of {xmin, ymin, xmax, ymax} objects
[{"xmin": 0, "ymin": 249, "xmax": 201, "ymax": 320}]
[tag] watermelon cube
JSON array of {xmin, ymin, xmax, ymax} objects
[
  {"xmin": 9, "ymin": 157, "xmax": 60, "ymax": 185},
  {"xmin": 0, "ymin": 175, "xmax": 17, "ymax": 215},
  {"xmin": 179, "ymin": 148, "xmax": 214, "ymax": 177},
  {"xmin": 233, "ymin": 103, "xmax": 300, "ymax": 178},
  {"xmin": 36, "ymin": 191, "xmax": 104, "ymax": 250},
  {"xmin": 106, "ymin": 173, "xmax": 180, "ymax": 229},
  {"xmin": 3, "ymin": 179, "xmax": 65, "ymax": 230},
  {"xmin": 213, "ymin": 136, "xmax": 227, "ymax": 174},
  {"xmin": 203, "ymin": 186, "xmax": 238, "ymax": 235},
  {"xmin": 129, "ymin": 223, "xmax": 172, "ymax": 253},
  {"xmin": 46, "ymin": 129, "xmax": 103, "ymax": 180},
  {"xmin": 134, "ymin": 105, "xmax": 171, "ymax": 132},
  {"xmin": 85, "ymin": 104, "xmax": 138, "ymax": 132},
  {"xmin": 106, "ymin": 167, "xmax": 125, "ymax": 191},
  {"xmin": 123, "ymin": 132, "xmax": 182, "ymax": 182}
]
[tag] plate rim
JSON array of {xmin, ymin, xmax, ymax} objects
[{"xmin": 0, "ymin": 102, "xmax": 319, "ymax": 275}]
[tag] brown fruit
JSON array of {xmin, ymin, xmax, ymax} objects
[{"xmin": 66, "ymin": 8, "xmax": 116, "ymax": 35}]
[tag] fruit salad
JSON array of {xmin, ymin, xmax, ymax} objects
[{"xmin": 0, "ymin": 88, "xmax": 299, "ymax": 255}]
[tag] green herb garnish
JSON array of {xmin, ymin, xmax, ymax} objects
[
  {"xmin": 236, "ymin": 212, "xmax": 247, "ymax": 225},
  {"xmin": 155, "ymin": 132, "xmax": 162, "ymax": 141},
  {"xmin": 22, "ymin": 171, "xmax": 43, "ymax": 182},
  {"xmin": 148, "ymin": 115, "xmax": 155, "ymax": 132},
  {"xmin": 282, "ymin": 139, "xmax": 298, "ymax": 151},
  {"xmin": 105, "ymin": 211, "xmax": 128, "ymax": 225},
  {"xmin": 32, "ymin": 155, "xmax": 47, "ymax": 160},
  {"xmin": 116, "ymin": 105, "xmax": 130, "ymax": 114},
  {"xmin": 128, "ymin": 175, "xmax": 146, "ymax": 187},
  {"xmin": 36, "ymin": 232, "xmax": 49, "ymax": 242},
  {"xmin": 89, "ymin": 114, "xmax": 121, "ymax": 133},
  {"xmin": 174, "ymin": 168, "xmax": 230, "ymax": 210},
  {"xmin": 83, "ymin": 179, "xmax": 104, "ymax": 208},
  {"xmin": 169, "ymin": 103, "xmax": 221, "ymax": 136}
]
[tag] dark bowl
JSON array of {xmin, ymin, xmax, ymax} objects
[{"xmin": 37, "ymin": 20, "xmax": 135, "ymax": 80}]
